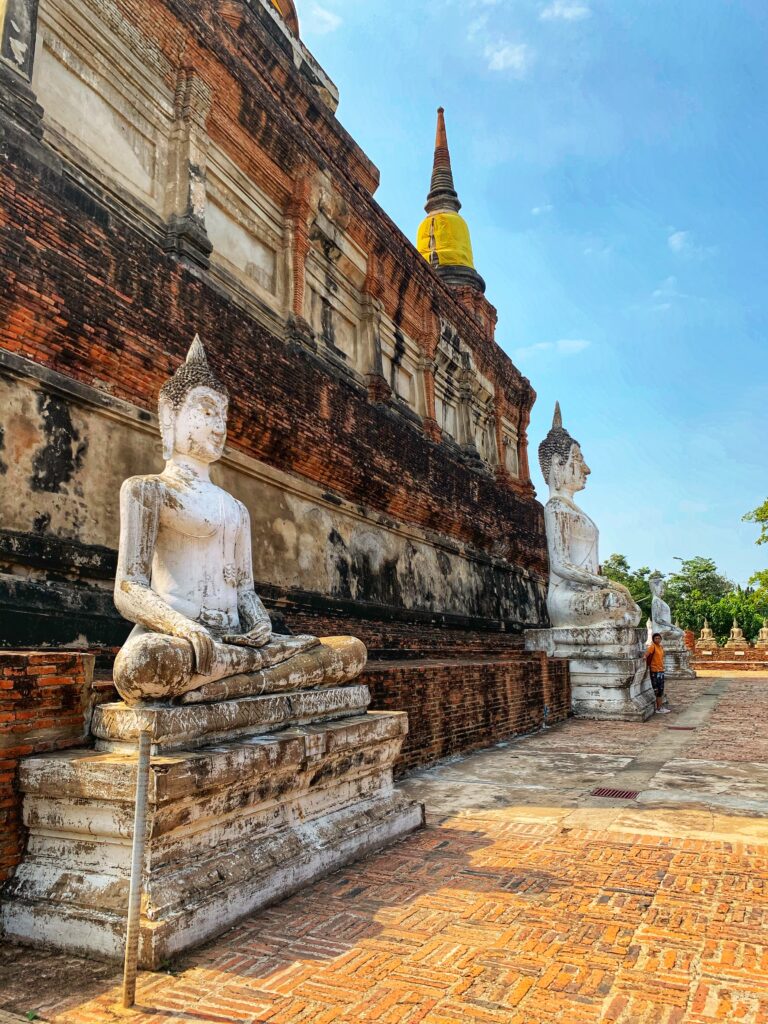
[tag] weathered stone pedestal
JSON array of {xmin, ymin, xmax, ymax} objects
[
  {"xmin": 661, "ymin": 634, "xmax": 697, "ymax": 679},
  {"xmin": 525, "ymin": 626, "xmax": 655, "ymax": 721},
  {"xmin": 0, "ymin": 686, "xmax": 423, "ymax": 968}
]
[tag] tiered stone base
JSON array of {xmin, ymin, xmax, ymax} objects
[
  {"xmin": 662, "ymin": 635, "xmax": 697, "ymax": 679},
  {"xmin": 525, "ymin": 626, "xmax": 655, "ymax": 721},
  {"xmin": 0, "ymin": 690, "xmax": 423, "ymax": 968}
]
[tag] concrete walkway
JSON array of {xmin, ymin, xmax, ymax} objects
[{"xmin": 2, "ymin": 672, "xmax": 768, "ymax": 1023}]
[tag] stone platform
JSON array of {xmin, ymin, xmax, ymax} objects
[
  {"xmin": 0, "ymin": 694, "xmax": 423, "ymax": 968},
  {"xmin": 4, "ymin": 673, "xmax": 768, "ymax": 1024},
  {"xmin": 525, "ymin": 625, "xmax": 655, "ymax": 721},
  {"xmin": 661, "ymin": 633, "xmax": 697, "ymax": 679},
  {"xmin": 91, "ymin": 685, "xmax": 371, "ymax": 753}
]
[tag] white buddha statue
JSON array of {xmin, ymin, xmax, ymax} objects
[
  {"xmin": 725, "ymin": 618, "xmax": 749, "ymax": 648},
  {"xmin": 112, "ymin": 336, "xmax": 366, "ymax": 705},
  {"xmin": 699, "ymin": 619, "xmax": 716, "ymax": 643},
  {"xmin": 539, "ymin": 404, "xmax": 640, "ymax": 629},
  {"xmin": 650, "ymin": 575, "xmax": 683, "ymax": 641}
]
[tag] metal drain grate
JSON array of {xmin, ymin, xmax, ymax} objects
[
  {"xmin": 591, "ymin": 787, "xmax": 639, "ymax": 800},
  {"xmin": 667, "ymin": 726, "xmax": 696, "ymax": 731}
]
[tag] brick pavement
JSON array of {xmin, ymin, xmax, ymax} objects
[{"xmin": 2, "ymin": 672, "xmax": 768, "ymax": 1024}]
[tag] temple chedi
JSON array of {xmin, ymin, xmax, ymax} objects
[
  {"xmin": 417, "ymin": 107, "xmax": 486, "ymax": 294},
  {"xmin": 0, "ymin": 0, "xmax": 571, "ymax": 945}
]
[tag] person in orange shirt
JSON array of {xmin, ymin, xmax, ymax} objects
[{"xmin": 645, "ymin": 632, "xmax": 670, "ymax": 714}]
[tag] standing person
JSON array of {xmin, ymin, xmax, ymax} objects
[{"xmin": 646, "ymin": 632, "xmax": 670, "ymax": 714}]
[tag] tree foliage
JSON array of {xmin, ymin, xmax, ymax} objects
[
  {"xmin": 743, "ymin": 499, "xmax": 768, "ymax": 546},
  {"xmin": 602, "ymin": 554, "xmax": 768, "ymax": 644}
]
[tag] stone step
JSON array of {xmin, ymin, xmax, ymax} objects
[
  {"xmin": 19, "ymin": 712, "xmax": 407, "ymax": 802},
  {"xmin": 92, "ymin": 684, "xmax": 372, "ymax": 752}
]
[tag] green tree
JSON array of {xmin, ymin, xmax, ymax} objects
[
  {"xmin": 743, "ymin": 499, "xmax": 768, "ymax": 545},
  {"xmin": 664, "ymin": 556, "xmax": 733, "ymax": 639}
]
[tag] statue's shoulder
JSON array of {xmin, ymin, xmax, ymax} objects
[
  {"xmin": 119, "ymin": 473, "xmax": 166, "ymax": 506},
  {"xmin": 545, "ymin": 495, "xmax": 574, "ymax": 515}
]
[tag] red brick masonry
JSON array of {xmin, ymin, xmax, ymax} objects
[
  {"xmin": 692, "ymin": 643, "xmax": 768, "ymax": 672},
  {"xmin": 0, "ymin": 651, "xmax": 95, "ymax": 884},
  {"xmin": 364, "ymin": 653, "xmax": 570, "ymax": 775}
]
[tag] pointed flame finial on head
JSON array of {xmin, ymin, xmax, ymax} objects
[
  {"xmin": 185, "ymin": 333, "xmax": 209, "ymax": 367},
  {"xmin": 538, "ymin": 401, "xmax": 579, "ymax": 483},
  {"xmin": 159, "ymin": 334, "xmax": 229, "ymax": 411}
]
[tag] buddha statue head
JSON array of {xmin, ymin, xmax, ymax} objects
[
  {"xmin": 158, "ymin": 335, "xmax": 229, "ymax": 464},
  {"xmin": 649, "ymin": 574, "xmax": 665, "ymax": 598},
  {"xmin": 538, "ymin": 403, "xmax": 590, "ymax": 496}
]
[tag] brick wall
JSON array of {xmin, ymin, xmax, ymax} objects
[
  {"xmin": 0, "ymin": 143, "xmax": 545, "ymax": 565},
  {"xmin": 283, "ymin": 611, "xmax": 528, "ymax": 660},
  {"xmin": 363, "ymin": 652, "xmax": 571, "ymax": 776},
  {"xmin": 693, "ymin": 644, "xmax": 768, "ymax": 672},
  {"xmin": 0, "ymin": 651, "xmax": 95, "ymax": 884}
]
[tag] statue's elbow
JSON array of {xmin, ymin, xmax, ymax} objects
[{"xmin": 114, "ymin": 578, "xmax": 137, "ymax": 619}]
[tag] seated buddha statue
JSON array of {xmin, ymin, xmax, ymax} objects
[
  {"xmin": 725, "ymin": 618, "xmax": 748, "ymax": 648},
  {"xmin": 112, "ymin": 336, "xmax": 366, "ymax": 705},
  {"xmin": 650, "ymin": 575, "xmax": 683, "ymax": 641},
  {"xmin": 699, "ymin": 619, "xmax": 715, "ymax": 642},
  {"xmin": 539, "ymin": 404, "xmax": 640, "ymax": 630}
]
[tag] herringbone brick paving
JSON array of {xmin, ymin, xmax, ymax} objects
[{"xmin": 2, "ymin": 673, "xmax": 768, "ymax": 1023}]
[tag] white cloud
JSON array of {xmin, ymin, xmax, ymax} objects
[
  {"xmin": 513, "ymin": 338, "xmax": 591, "ymax": 360},
  {"xmin": 540, "ymin": 1, "xmax": 592, "ymax": 21},
  {"xmin": 556, "ymin": 338, "xmax": 591, "ymax": 354},
  {"xmin": 531, "ymin": 203, "xmax": 554, "ymax": 215},
  {"xmin": 646, "ymin": 275, "xmax": 706, "ymax": 313},
  {"xmin": 667, "ymin": 228, "xmax": 716, "ymax": 260},
  {"xmin": 668, "ymin": 230, "xmax": 691, "ymax": 254},
  {"xmin": 306, "ymin": 4, "xmax": 342, "ymax": 34},
  {"xmin": 653, "ymin": 275, "xmax": 680, "ymax": 299},
  {"xmin": 484, "ymin": 40, "xmax": 533, "ymax": 75}
]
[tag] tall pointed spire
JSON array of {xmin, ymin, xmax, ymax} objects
[
  {"xmin": 426, "ymin": 108, "xmax": 461, "ymax": 215},
  {"xmin": 416, "ymin": 107, "xmax": 486, "ymax": 294}
]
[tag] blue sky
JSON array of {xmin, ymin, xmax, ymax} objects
[{"xmin": 298, "ymin": 0, "xmax": 768, "ymax": 585}]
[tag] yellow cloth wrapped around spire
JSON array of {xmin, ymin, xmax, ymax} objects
[{"xmin": 417, "ymin": 211, "xmax": 476, "ymax": 270}]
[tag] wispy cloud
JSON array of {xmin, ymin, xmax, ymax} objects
[
  {"xmin": 531, "ymin": 203, "xmax": 554, "ymax": 216},
  {"xmin": 513, "ymin": 338, "xmax": 591, "ymax": 360},
  {"xmin": 467, "ymin": 12, "xmax": 534, "ymax": 77},
  {"xmin": 646, "ymin": 275, "xmax": 706, "ymax": 313},
  {"xmin": 650, "ymin": 275, "xmax": 680, "ymax": 311},
  {"xmin": 540, "ymin": 1, "xmax": 592, "ymax": 21},
  {"xmin": 305, "ymin": 3, "xmax": 342, "ymax": 34},
  {"xmin": 667, "ymin": 229, "xmax": 716, "ymax": 260},
  {"xmin": 484, "ymin": 40, "xmax": 534, "ymax": 75}
]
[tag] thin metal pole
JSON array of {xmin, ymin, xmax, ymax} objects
[{"xmin": 122, "ymin": 729, "xmax": 151, "ymax": 1009}]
